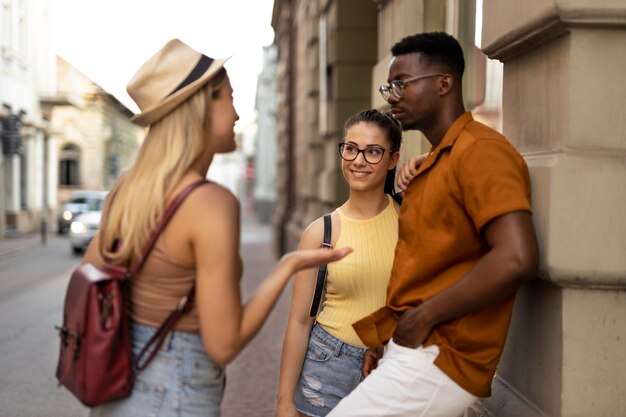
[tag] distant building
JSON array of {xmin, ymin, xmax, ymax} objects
[
  {"xmin": 271, "ymin": 1, "xmax": 626, "ymax": 416},
  {"xmin": 207, "ymin": 131, "xmax": 246, "ymax": 199},
  {"xmin": 41, "ymin": 56, "xmax": 143, "ymax": 208},
  {"xmin": 1, "ymin": 0, "xmax": 56, "ymax": 236},
  {"xmin": 254, "ymin": 45, "xmax": 278, "ymax": 223},
  {"xmin": 1, "ymin": 1, "xmax": 141, "ymax": 236}
]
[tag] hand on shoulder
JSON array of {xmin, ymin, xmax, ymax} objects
[{"xmin": 396, "ymin": 153, "xmax": 428, "ymax": 191}]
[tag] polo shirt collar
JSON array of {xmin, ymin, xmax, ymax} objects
[{"xmin": 415, "ymin": 112, "xmax": 474, "ymax": 176}]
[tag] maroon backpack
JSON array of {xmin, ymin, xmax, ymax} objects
[{"xmin": 55, "ymin": 179, "xmax": 207, "ymax": 406}]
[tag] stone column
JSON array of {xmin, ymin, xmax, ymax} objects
[
  {"xmin": 481, "ymin": 2, "xmax": 626, "ymax": 416},
  {"xmin": 25, "ymin": 128, "xmax": 44, "ymax": 211},
  {"xmin": 46, "ymin": 133, "xmax": 58, "ymax": 218},
  {"xmin": 271, "ymin": 0, "xmax": 296, "ymax": 254},
  {"xmin": 284, "ymin": 0, "xmax": 321, "ymax": 250},
  {"xmin": 272, "ymin": 0, "xmax": 378, "ymax": 252},
  {"xmin": 3, "ymin": 154, "xmax": 21, "ymax": 233},
  {"xmin": 317, "ymin": 0, "xmax": 378, "ymax": 215}
]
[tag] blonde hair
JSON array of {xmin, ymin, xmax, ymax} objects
[{"xmin": 100, "ymin": 70, "xmax": 227, "ymax": 264}]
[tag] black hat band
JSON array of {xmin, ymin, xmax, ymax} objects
[{"xmin": 167, "ymin": 54, "xmax": 214, "ymax": 97}]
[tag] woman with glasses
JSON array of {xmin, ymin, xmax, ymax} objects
[{"xmin": 276, "ymin": 109, "xmax": 402, "ymax": 417}]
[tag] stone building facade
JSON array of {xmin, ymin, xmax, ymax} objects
[
  {"xmin": 253, "ymin": 45, "xmax": 279, "ymax": 223},
  {"xmin": 1, "ymin": 0, "xmax": 141, "ymax": 236},
  {"xmin": 271, "ymin": 0, "xmax": 379, "ymax": 252},
  {"xmin": 0, "ymin": 0, "xmax": 55, "ymax": 238},
  {"xmin": 480, "ymin": 1, "xmax": 626, "ymax": 416},
  {"xmin": 42, "ymin": 56, "xmax": 143, "ymax": 207},
  {"xmin": 1, "ymin": 0, "xmax": 56, "ymax": 236},
  {"xmin": 271, "ymin": 0, "xmax": 625, "ymax": 416}
]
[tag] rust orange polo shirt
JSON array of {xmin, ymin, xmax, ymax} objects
[{"xmin": 353, "ymin": 112, "xmax": 532, "ymax": 397}]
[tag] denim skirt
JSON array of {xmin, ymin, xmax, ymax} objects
[
  {"xmin": 294, "ymin": 323, "xmax": 367, "ymax": 417},
  {"xmin": 90, "ymin": 322, "xmax": 224, "ymax": 417}
]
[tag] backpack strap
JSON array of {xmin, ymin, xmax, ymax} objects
[
  {"xmin": 129, "ymin": 179, "xmax": 208, "ymax": 275},
  {"xmin": 309, "ymin": 214, "xmax": 332, "ymax": 317},
  {"xmin": 134, "ymin": 286, "xmax": 195, "ymax": 372},
  {"xmin": 391, "ymin": 192, "xmax": 403, "ymax": 205},
  {"xmin": 127, "ymin": 178, "xmax": 208, "ymax": 373}
]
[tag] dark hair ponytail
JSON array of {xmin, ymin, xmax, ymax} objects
[
  {"xmin": 344, "ymin": 109, "xmax": 403, "ymax": 203},
  {"xmin": 384, "ymin": 170, "xmax": 402, "ymax": 204}
]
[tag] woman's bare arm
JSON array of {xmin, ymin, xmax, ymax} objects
[
  {"xmin": 191, "ymin": 185, "xmax": 350, "ymax": 367},
  {"xmin": 276, "ymin": 218, "xmax": 325, "ymax": 417}
]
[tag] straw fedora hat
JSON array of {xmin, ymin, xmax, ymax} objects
[{"xmin": 127, "ymin": 39, "xmax": 229, "ymax": 126}]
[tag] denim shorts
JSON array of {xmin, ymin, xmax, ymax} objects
[
  {"xmin": 90, "ymin": 322, "xmax": 225, "ymax": 417},
  {"xmin": 294, "ymin": 323, "xmax": 367, "ymax": 417}
]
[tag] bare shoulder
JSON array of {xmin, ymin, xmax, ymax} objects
[
  {"xmin": 185, "ymin": 181, "xmax": 239, "ymax": 210},
  {"xmin": 300, "ymin": 212, "xmax": 339, "ymax": 249},
  {"xmin": 177, "ymin": 182, "xmax": 240, "ymax": 238},
  {"xmin": 299, "ymin": 216, "xmax": 326, "ymax": 250}
]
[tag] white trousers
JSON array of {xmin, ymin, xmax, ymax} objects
[{"xmin": 326, "ymin": 339, "xmax": 477, "ymax": 417}]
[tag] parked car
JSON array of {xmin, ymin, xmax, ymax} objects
[
  {"xmin": 69, "ymin": 210, "xmax": 103, "ymax": 254},
  {"xmin": 57, "ymin": 191, "xmax": 107, "ymax": 234}
]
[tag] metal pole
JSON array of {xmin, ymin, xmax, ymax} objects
[{"xmin": 41, "ymin": 216, "xmax": 47, "ymax": 245}]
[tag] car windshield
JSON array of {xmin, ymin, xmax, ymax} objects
[
  {"xmin": 68, "ymin": 197, "xmax": 89, "ymax": 204},
  {"xmin": 86, "ymin": 198, "xmax": 104, "ymax": 211}
]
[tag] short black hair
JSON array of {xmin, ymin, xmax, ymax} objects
[{"xmin": 391, "ymin": 32, "xmax": 465, "ymax": 78}]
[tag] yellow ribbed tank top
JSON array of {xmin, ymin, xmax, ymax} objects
[{"xmin": 316, "ymin": 195, "xmax": 398, "ymax": 347}]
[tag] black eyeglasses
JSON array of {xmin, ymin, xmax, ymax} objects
[
  {"xmin": 338, "ymin": 143, "xmax": 391, "ymax": 164},
  {"xmin": 379, "ymin": 73, "xmax": 448, "ymax": 100}
]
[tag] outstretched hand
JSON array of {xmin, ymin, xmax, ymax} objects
[
  {"xmin": 282, "ymin": 246, "xmax": 353, "ymax": 272},
  {"xmin": 396, "ymin": 153, "xmax": 428, "ymax": 191}
]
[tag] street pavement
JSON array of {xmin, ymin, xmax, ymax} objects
[
  {"xmin": 0, "ymin": 215, "xmax": 290, "ymax": 417},
  {"xmin": 222, "ymin": 218, "xmax": 288, "ymax": 417},
  {"xmin": 0, "ymin": 232, "xmax": 44, "ymax": 260}
]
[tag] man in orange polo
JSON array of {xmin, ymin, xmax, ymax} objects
[{"xmin": 327, "ymin": 32, "xmax": 539, "ymax": 417}]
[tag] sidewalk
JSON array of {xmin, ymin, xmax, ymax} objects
[
  {"xmin": 0, "ymin": 215, "xmax": 273, "ymax": 260},
  {"xmin": 0, "ymin": 215, "xmax": 286, "ymax": 416},
  {"xmin": 0, "ymin": 233, "xmax": 45, "ymax": 260},
  {"xmin": 222, "ymin": 216, "xmax": 287, "ymax": 417}
]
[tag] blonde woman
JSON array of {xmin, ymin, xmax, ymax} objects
[{"xmin": 82, "ymin": 39, "xmax": 350, "ymax": 417}]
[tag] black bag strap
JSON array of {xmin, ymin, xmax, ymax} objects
[
  {"xmin": 391, "ymin": 191, "xmax": 403, "ymax": 205},
  {"xmin": 309, "ymin": 214, "xmax": 332, "ymax": 317}
]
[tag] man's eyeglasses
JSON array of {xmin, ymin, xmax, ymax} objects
[
  {"xmin": 338, "ymin": 143, "xmax": 392, "ymax": 165},
  {"xmin": 379, "ymin": 73, "xmax": 447, "ymax": 101}
]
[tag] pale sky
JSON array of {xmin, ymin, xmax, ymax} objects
[{"xmin": 51, "ymin": 0, "xmax": 276, "ymax": 131}]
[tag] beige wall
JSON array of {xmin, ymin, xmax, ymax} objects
[
  {"xmin": 271, "ymin": 2, "xmax": 625, "ymax": 414},
  {"xmin": 483, "ymin": 1, "xmax": 626, "ymax": 416},
  {"xmin": 372, "ymin": 0, "xmax": 445, "ymax": 163},
  {"xmin": 272, "ymin": 0, "xmax": 377, "ymax": 252}
]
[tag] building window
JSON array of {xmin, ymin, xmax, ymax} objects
[
  {"xmin": 1, "ymin": 0, "xmax": 12, "ymax": 56},
  {"xmin": 18, "ymin": 0, "xmax": 27, "ymax": 61},
  {"xmin": 59, "ymin": 144, "xmax": 81, "ymax": 186}
]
